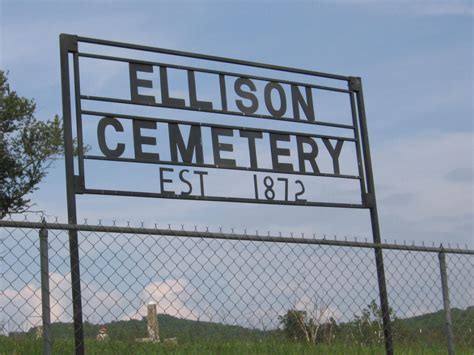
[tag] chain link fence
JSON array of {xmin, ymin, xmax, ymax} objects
[{"xmin": 1, "ymin": 218, "xmax": 473, "ymax": 354}]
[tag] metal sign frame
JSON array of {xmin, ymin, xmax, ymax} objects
[{"xmin": 59, "ymin": 33, "xmax": 393, "ymax": 354}]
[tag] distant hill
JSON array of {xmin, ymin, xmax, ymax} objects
[
  {"xmin": 12, "ymin": 306, "xmax": 473, "ymax": 345},
  {"xmin": 18, "ymin": 314, "xmax": 278, "ymax": 342},
  {"xmin": 398, "ymin": 306, "xmax": 473, "ymax": 331}
]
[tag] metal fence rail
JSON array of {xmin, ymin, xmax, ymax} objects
[{"xmin": 1, "ymin": 219, "xmax": 473, "ymax": 354}]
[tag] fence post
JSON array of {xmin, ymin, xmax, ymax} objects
[
  {"xmin": 438, "ymin": 251, "xmax": 455, "ymax": 355},
  {"xmin": 39, "ymin": 223, "xmax": 52, "ymax": 355}
]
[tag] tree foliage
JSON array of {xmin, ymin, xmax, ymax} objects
[
  {"xmin": 349, "ymin": 299, "xmax": 397, "ymax": 346},
  {"xmin": 278, "ymin": 310, "xmax": 310, "ymax": 341},
  {"xmin": 278, "ymin": 304, "xmax": 336, "ymax": 344},
  {"xmin": 0, "ymin": 70, "xmax": 65, "ymax": 218}
]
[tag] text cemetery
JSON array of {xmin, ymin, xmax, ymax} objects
[{"xmin": 64, "ymin": 37, "xmax": 365, "ymax": 207}]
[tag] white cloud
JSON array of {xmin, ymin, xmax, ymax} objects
[
  {"xmin": 125, "ymin": 278, "xmax": 203, "ymax": 321},
  {"xmin": 0, "ymin": 274, "xmax": 206, "ymax": 333},
  {"xmin": 1, "ymin": 272, "xmax": 71, "ymax": 334},
  {"xmin": 293, "ymin": 295, "xmax": 342, "ymax": 322}
]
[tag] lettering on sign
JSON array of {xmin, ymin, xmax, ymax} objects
[{"xmin": 63, "ymin": 35, "xmax": 368, "ymax": 208}]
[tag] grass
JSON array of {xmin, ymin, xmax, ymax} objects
[{"xmin": 1, "ymin": 337, "xmax": 472, "ymax": 355}]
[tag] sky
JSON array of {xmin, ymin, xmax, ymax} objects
[
  {"xmin": 1, "ymin": 0, "xmax": 473, "ymax": 335},
  {"xmin": 1, "ymin": 0, "xmax": 473, "ymax": 247}
]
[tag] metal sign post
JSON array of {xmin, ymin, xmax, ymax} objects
[
  {"xmin": 351, "ymin": 77, "xmax": 393, "ymax": 354},
  {"xmin": 59, "ymin": 34, "xmax": 85, "ymax": 355},
  {"xmin": 59, "ymin": 33, "xmax": 394, "ymax": 354}
]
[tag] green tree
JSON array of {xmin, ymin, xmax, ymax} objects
[
  {"xmin": 1, "ymin": 70, "xmax": 66, "ymax": 218},
  {"xmin": 278, "ymin": 310, "xmax": 309, "ymax": 341},
  {"xmin": 350, "ymin": 299, "xmax": 396, "ymax": 346},
  {"xmin": 278, "ymin": 306, "xmax": 336, "ymax": 344}
]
